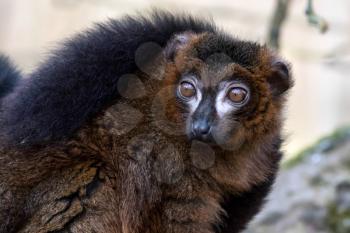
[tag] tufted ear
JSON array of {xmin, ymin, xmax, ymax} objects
[
  {"xmin": 164, "ymin": 32, "xmax": 195, "ymax": 61},
  {"xmin": 266, "ymin": 60, "xmax": 292, "ymax": 97}
]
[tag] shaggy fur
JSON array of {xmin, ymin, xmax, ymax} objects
[
  {"xmin": 0, "ymin": 55, "xmax": 20, "ymax": 99},
  {"xmin": 0, "ymin": 11, "xmax": 292, "ymax": 233},
  {"xmin": 0, "ymin": 12, "xmax": 215, "ymax": 144}
]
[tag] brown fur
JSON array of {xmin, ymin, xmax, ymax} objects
[{"xmin": 0, "ymin": 32, "xmax": 290, "ymax": 233}]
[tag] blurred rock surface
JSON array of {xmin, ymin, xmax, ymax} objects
[{"xmin": 245, "ymin": 128, "xmax": 350, "ymax": 233}]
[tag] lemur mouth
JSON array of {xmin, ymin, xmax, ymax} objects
[{"xmin": 189, "ymin": 131, "xmax": 215, "ymax": 144}]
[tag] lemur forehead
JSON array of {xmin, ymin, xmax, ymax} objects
[
  {"xmin": 172, "ymin": 33, "xmax": 256, "ymax": 88},
  {"xmin": 191, "ymin": 61, "xmax": 252, "ymax": 89},
  {"xmin": 200, "ymin": 64, "xmax": 233, "ymax": 89}
]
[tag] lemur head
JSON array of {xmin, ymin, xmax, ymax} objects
[{"xmin": 160, "ymin": 32, "xmax": 292, "ymax": 150}]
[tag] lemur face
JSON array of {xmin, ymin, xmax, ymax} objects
[
  {"xmin": 162, "ymin": 32, "xmax": 292, "ymax": 149},
  {"xmin": 175, "ymin": 63, "xmax": 254, "ymax": 147}
]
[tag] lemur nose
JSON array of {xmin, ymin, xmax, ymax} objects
[{"xmin": 192, "ymin": 120, "xmax": 211, "ymax": 136}]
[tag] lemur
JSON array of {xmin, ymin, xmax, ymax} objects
[{"xmin": 0, "ymin": 11, "xmax": 292, "ymax": 233}]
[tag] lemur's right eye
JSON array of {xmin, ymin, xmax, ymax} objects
[
  {"xmin": 227, "ymin": 87, "xmax": 248, "ymax": 104},
  {"xmin": 179, "ymin": 81, "xmax": 196, "ymax": 99}
]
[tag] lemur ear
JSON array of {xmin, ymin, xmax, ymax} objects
[
  {"xmin": 164, "ymin": 32, "xmax": 194, "ymax": 61},
  {"xmin": 267, "ymin": 60, "xmax": 292, "ymax": 97}
]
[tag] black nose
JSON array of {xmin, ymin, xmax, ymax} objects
[{"xmin": 192, "ymin": 120, "xmax": 211, "ymax": 137}]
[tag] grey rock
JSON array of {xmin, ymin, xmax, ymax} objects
[{"xmin": 245, "ymin": 140, "xmax": 350, "ymax": 233}]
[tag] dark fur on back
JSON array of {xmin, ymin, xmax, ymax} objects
[
  {"xmin": 0, "ymin": 12, "xmax": 217, "ymax": 144},
  {"xmin": 0, "ymin": 55, "xmax": 20, "ymax": 99}
]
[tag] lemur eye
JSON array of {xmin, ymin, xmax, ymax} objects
[
  {"xmin": 227, "ymin": 87, "xmax": 248, "ymax": 103},
  {"xmin": 179, "ymin": 81, "xmax": 196, "ymax": 99}
]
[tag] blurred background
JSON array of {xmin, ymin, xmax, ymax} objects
[{"xmin": 0, "ymin": 0, "xmax": 349, "ymax": 232}]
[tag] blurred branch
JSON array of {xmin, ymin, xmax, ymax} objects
[
  {"xmin": 267, "ymin": 0, "xmax": 329, "ymax": 50},
  {"xmin": 267, "ymin": 0, "xmax": 291, "ymax": 50},
  {"xmin": 305, "ymin": 0, "xmax": 329, "ymax": 33}
]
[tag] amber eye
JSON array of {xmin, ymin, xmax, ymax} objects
[
  {"xmin": 227, "ymin": 87, "xmax": 248, "ymax": 103},
  {"xmin": 179, "ymin": 81, "xmax": 196, "ymax": 99}
]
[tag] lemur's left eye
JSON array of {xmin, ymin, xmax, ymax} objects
[
  {"xmin": 227, "ymin": 87, "xmax": 248, "ymax": 103},
  {"xmin": 179, "ymin": 81, "xmax": 196, "ymax": 99}
]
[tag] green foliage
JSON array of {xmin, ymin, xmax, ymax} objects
[{"xmin": 327, "ymin": 203, "xmax": 350, "ymax": 233}]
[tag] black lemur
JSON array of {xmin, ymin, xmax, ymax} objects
[{"xmin": 0, "ymin": 11, "xmax": 293, "ymax": 233}]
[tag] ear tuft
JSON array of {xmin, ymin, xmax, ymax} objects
[
  {"xmin": 164, "ymin": 32, "xmax": 195, "ymax": 61},
  {"xmin": 267, "ymin": 60, "xmax": 292, "ymax": 97}
]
